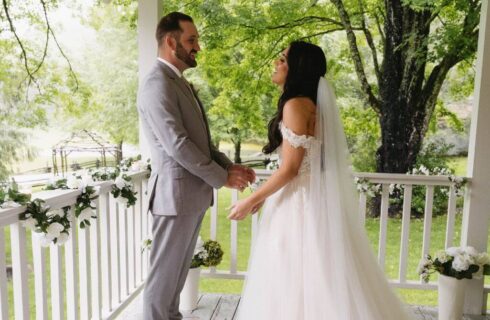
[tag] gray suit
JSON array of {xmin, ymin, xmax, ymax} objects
[{"xmin": 137, "ymin": 60, "xmax": 232, "ymax": 320}]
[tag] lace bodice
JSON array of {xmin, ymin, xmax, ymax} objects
[{"xmin": 279, "ymin": 122, "xmax": 318, "ymax": 175}]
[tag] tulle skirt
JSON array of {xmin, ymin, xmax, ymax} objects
[{"xmin": 235, "ymin": 173, "xmax": 413, "ymax": 320}]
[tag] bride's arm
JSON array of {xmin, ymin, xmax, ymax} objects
[{"xmin": 228, "ymin": 98, "xmax": 312, "ymax": 220}]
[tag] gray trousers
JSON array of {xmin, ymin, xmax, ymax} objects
[{"xmin": 143, "ymin": 211, "xmax": 205, "ymax": 320}]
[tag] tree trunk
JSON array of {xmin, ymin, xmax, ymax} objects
[
  {"xmin": 376, "ymin": 3, "xmax": 432, "ymax": 174},
  {"xmin": 233, "ymin": 139, "xmax": 241, "ymax": 164},
  {"xmin": 116, "ymin": 141, "xmax": 123, "ymax": 165}
]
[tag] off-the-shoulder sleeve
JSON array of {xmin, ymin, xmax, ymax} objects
[{"xmin": 280, "ymin": 122, "xmax": 315, "ymax": 149}]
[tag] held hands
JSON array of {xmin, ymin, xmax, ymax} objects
[{"xmin": 225, "ymin": 164, "xmax": 256, "ymax": 192}]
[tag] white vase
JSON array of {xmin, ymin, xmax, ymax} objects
[
  {"xmin": 438, "ymin": 274, "xmax": 468, "ymax": 320},
  {"xmin": 179, "ymin": 267, "xmax": 201, "ymax": 311}
]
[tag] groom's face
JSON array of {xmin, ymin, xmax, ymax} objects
[{"xmin": 174, "ymin": 21, "xmax": 200, "ymax": 69}]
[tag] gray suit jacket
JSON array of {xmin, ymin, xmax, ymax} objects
[{"xmin": 137, "ymin": 61, "xmax": 232, "ymax": 216}]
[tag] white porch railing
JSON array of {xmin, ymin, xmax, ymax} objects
[
  {"xmin": 202, "ymin": 170, "xmax": 488, "ymax": 300},
  {"xmin": 1, "ymin": 169, "xmax": 488, "ymax": 319},
  {"xmin": 0, "ymin": 171, "xmax": 151, "ymax": 320}
]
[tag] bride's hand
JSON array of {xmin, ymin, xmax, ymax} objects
[
  {"xmin": 251, "ymin": 200, "xmax": 265, "ymax": 214},
  {"xmin": 227, "ymin": 198, "xmax": 255, "ymax": 221}
]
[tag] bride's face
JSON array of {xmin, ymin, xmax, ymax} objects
[{"xmin": 272, "ymin": 48, "xmax": 289, "ymax": 87}]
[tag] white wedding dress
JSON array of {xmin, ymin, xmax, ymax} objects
[{"xmin": 235, "ymin": 78, "xmax": 413, "ymax": 320}]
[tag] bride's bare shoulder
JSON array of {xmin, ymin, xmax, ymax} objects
[{"xmin": 283, "ymin": 97, "xmax": 316, "ymax": 134}]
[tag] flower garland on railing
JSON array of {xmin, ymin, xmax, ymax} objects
[
  {"xmin": 45, "ymin": 174, "xmax": 100, "ymax": 229},
  {"xmin": 0, "ymin": 180, "xmax": 31, "ymax": 209},
  {"xmin": 354, "ymin": 165, "xmax": 468, "ymax": 197},
  {"xmin": 0, "ymin": 155, "xmax": 151, "ymax": 247},
  {"xmin": 21, "ymin": 199, "xmax": 71, "ymax": 246}
]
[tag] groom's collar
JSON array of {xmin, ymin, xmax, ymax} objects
[{"xmin": 157, "ymin": 57, "xmax": 182, "ymax": 78}]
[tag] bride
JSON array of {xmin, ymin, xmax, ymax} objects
[{"xmin": 228, "ymin": 41, "xmax": 413, "ymax": 319}]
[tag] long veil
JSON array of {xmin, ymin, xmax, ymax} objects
[{"xmin": 304, "ymin": 77, "xmax": 413, "ymax": 319}]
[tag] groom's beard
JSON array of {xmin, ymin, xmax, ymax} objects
[{"xmin": 176, "ymin": 41, "xmax": 197, "ymax": 68}]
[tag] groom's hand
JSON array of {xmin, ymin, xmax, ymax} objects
[{"xmin": 225, "ymin": 164, "xmax": 255, "ymax": 191}]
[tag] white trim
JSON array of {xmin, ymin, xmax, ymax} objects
[{"xmin": 462, "ymin": 0, "xmax": 490, "ymax": 314}]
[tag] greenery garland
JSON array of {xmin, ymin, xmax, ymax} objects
[{"xmin": 0, "ymin": 155, "xmax": 150, "ymax": 246}]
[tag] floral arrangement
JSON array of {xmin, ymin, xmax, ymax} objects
[
  {"xmin": 46, "ymin": 174, "xmax": 100, "ymax": 228},
  {"xmin": 21, "ymin": 200, "xmax": 71, "ymax": 246},
  {"xmin": 354, "ymin": 177, "xmax": 383, "ymax": 197},
  {"xmin": 410, "ymin": 165, "xmax": 467, "ymax": 197},
  {"xmin": 265, "ymin": 159, "xmax": 279, "ymax": 171},
  {"xmin": 190, "ymin": 237, "xmax": 224, "ymax": 269},
  {"xmin": 1, "ymin": 155, "xmax": 150, "ymax": 246},
  {"xmin": 354, "ymin": 165, "xmax": 467, "ymax": 198},
  {"xmin": 0, "ymin": 180, "xmax": 31, "ymax": 209},
  {"xmin": 418, "ymin": 246, "xmax": 490, "ymax": 282}
]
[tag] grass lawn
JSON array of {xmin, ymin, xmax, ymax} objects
[{"xmin": 198, "ymin": 188, "xmax": 489, "ymax": 308}]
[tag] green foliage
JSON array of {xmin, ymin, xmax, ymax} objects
[
  {"xmin": 341, "ymin": 105, "xmax": 380, "ymax": 172},
  {"xmin": 62, "ymin": 3, "xmax": 139, "ymax": 147},
  {"xmin": 400, "ymin": 139, "xmax": 455, "ymax": 217},
  {"xmin": 190, "ymin": 239, "xmax": 224, "ymax": 269}
]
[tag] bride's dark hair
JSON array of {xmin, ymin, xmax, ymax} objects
[{"xmin": 263, "ymin": 41, "xmax": 327, "ymax": 154}]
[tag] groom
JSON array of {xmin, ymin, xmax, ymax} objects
[{"xmin": 137, "ymin": 11, "xmax": 254, "ymax": 320}]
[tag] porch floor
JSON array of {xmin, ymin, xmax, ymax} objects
[{"xmin": 116, "ymin": 291, "xmax": 490, "ymax": 319}]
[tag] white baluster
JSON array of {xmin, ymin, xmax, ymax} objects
[
  {"xmin": 421, "ymin": 185, "xmax": 435, "ymax": 282},
  {"xmin": 399, "ymin": 185, "xmax": 413, "ymax": 283},
  {"xmin": 65, "ymin": 211, "xmax": 79, "ymax": 320},
  {"xmin": 230, "ymin": 190, "xmax": 238, "ymax": 274},
  {"xmin": 0, "ymin": 228, "xmax": 9, "ymax": 320},
  {"xmin": 10, "ymin": 222, "xmax": 29, "ymax": 320},
  {"xmin": 445, "ymin": 185, "xmax": 457, "ymax": 248},
  {"xmin": 78, "ymin": 217, "xmax": 92, "ymax": 319},
  {"xmin": 99, "ymin": 193, "xmax": 113, "ymax": 314},
  {"xmin": 90, "ymin": 199, "xmax": 102, "ymax": 320},
  {"xmin": 50, "ymin": 243, "xmax": 64, "ymax": 320},
  {"xmin": 378, "ymin": 184, "xmax": 390, "ymax": 271}
]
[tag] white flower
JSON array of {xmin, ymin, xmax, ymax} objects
[
  {"xmin": 56, "ymin": 232, "xmax": 70, "ymax": 245},
  {"xmin": 46, "ymin": 222, "xmax": 65, "ymax": 238},
  {"xmin": 446, "ymin": 247, "xmax": 463, "ymax": 257},
  {"xmin": 115, "ymin": 176, "xmax": 127, "ymax": 189},
  {"xmin": 463, "ymin": 246, "xmax": 479, "ymax": 257},
  {"xmin": 22, "ymin": 217, "xmax": 37, "ymax": 230},
  {"xmin": 1, "ymin": 200, "xmax": 22, "ymax": 209},
  {"xmin": 435, "ymin": 250, "xmax": 451, "ymax": 263},
  {"xmin": 116, "ymin": 197, "xmax": 128, "ymax": 205},
  {"xmin": 417, "ymin": 257, "xmax": 431, "ymax": 274},
  {"xmin": 452, "ymin": 255, "xmax": 471, "ymax": 272},
  {"xmin": 67, "ymin": 176, "xmax": 83, "ymax": 190},
  {"xmin": 477, "ymin": 253, "xmax": 490, "ymax": 266},
  {"xmin": 194, "ymin": 236, "xmax": 204, "ymax": 255},
  {"xmin": 78, "ymin": 207, "xmax": 93, "ymax": 221},
  {"xmin": 81, "ymin": 175, "xmax": 95, "ymax": 187},
  {"xmin": 37, "ymin": 233, "xmax": 55, "ymax": 247}
]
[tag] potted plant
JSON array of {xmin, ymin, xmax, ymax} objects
[
  {"xmin": 180, "ymin": 237, "xmax": 224, "ymax": 311},
  {"xmin": 418, "ymin": 246, "xmax": 490, "ymax": 320}
]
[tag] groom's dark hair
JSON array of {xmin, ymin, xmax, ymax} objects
[
  {"xmin": 156, "ymin": 12, "xmax": 194, "ymax": 47},
  {"xmin": 263, "ymin": 41, "xmax": 327, "ymax": 154}
]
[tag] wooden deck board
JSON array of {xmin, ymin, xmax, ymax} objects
[{"xmin": 116, "ymin": 292, "xmax": 490, "ymax": 319}]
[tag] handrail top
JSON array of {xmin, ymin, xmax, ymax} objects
[
  {"xmin": 254, "ymin": 169, "xmax": 470, "ymax": 185},
  {"xmin": 0, "ymin": 170, "xmax": 149, "ymax": 227}
]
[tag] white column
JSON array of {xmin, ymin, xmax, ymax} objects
[
  {"xmin": 461, "ymin": 0, "xmax": 490, "ymax": 314},
  {"xmin": 137, "ymin": 0, "xmax": 162, "ymax": 160}
]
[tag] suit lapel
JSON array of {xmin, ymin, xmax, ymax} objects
[{"xmin": 157, "ymin": 61, "xmax": 211, "ymax": 146}]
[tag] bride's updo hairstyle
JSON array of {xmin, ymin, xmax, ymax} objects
[{"xmin": 263, "ymin": 41, "xmax": 327, "ymax": 154}]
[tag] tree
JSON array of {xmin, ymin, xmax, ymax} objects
[
  {"xmin": 330, "ymin": 0, "xmax": 480, "ymax": 173},
  {"xmin": 61, "ymin": 3, "xmax": 139, "ymax": 161},
  {"xmin": 181, "ymin": 0, "xmax": 479, "ymax": 172},
  {"xmin": 1, "ymin": 0, "xmax": 78, "ymax": 179}
]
